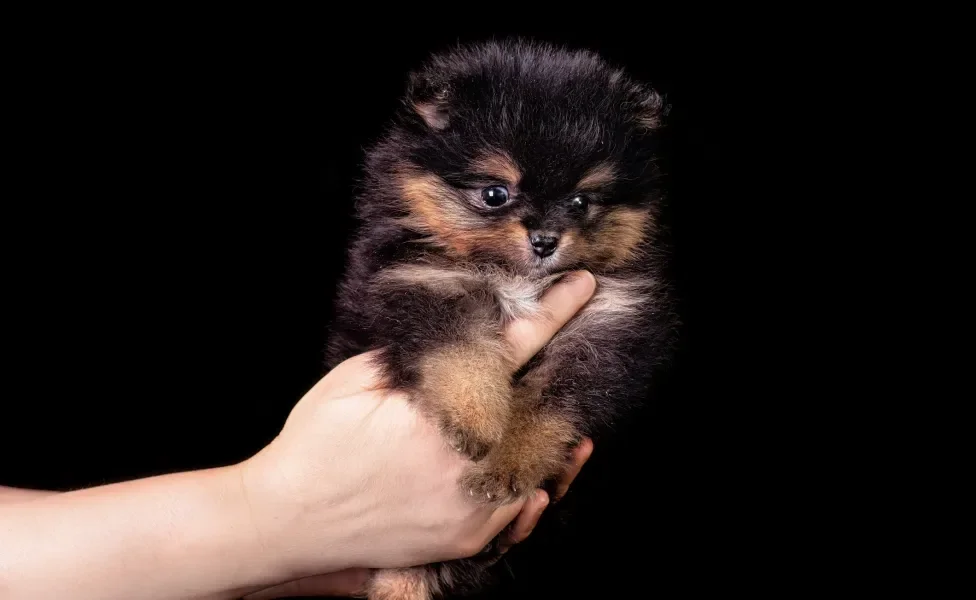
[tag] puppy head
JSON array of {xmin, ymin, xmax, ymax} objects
[{"xmin": 387, "ymin": 39, "xmax": 666, "ymax": 276}]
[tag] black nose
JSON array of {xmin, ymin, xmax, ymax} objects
[{"xmin": 529, "ymin": 232, "xmax": 559, "ymax": 258}]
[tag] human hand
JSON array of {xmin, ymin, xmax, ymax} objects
[
  {"xmin": 241, "ymin": 438, "xmax": 595, "ymax": 599},
  {"xmin": 237, "ymin": 271, "xmax": 597, "ymax": 593}
]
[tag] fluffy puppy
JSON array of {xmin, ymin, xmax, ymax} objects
[{"xmin": 326, "ymin": 38, "xmax": 677, "ymax": 600}]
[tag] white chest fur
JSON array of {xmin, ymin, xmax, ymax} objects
[{"xmin": 378, "ymin": 264, "xmax": 654, "ymax": 330}]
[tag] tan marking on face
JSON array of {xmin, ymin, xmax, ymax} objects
[
  {"xmin": 576, "ymin": 162, "xmax": 618, "ymax": 190},
  {"xmin": 398, "ymin": 172, "xmax": 479, "ymax": 256},
  {"xmin": 471, "ymin": 151, "xmax": 521, "ymax": 186},
  {"xmin": 554, "ymin": 229, "xmax": 577, "ymax": 261},
  {"xmin": 499, "ymin": 219, "xmax": 530, "ymax": 252},
  {"xmin": 397, "ymin": 170, "xmax": 536, "ymax": 266},
  {"xmin": 457, "ymin": 218, "xmax": 529, "ymax": 264},
  {"xmin": 400, "ymin": 173, "xmax": 452, "ymax": 229},
  {"xmin": 586, "ymin": 206, "xmax": 653, "ymax": 269}
]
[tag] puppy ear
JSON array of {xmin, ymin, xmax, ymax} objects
[
  {"xmin": 405, "ymin": 72, "xmax": 451, "ymax": 130},
  {"xmin": 632, "ymin": 85, "xmax": 666, "ymax": 131}
]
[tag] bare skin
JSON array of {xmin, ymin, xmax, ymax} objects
[
  {"xmin": 0, "ymin": 271, "xmax": 597, "ymax": 600},
  {"xmin": 240, "ymin": 440, "xmax": 593, "ymax": 599}
]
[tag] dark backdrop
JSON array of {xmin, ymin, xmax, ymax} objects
[{"xmin": 2, "ymin": 22, "xmax": 783, "ymax": 599}]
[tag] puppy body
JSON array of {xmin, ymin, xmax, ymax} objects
[{"xmin": 326, "ymin": 39, "xmax": 677, "ymax": 599}]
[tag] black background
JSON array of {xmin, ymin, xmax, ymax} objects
[{"xmin": 1, "ymin": 20, "xmax": 795, "ymax": 599}]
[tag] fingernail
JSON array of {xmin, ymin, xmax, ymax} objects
[
  {"xmin": 536, "ymin": 489, "xmax": 550, "ymax": 507},
  {"xmin": 565, "ymin": 271, "xmax": 596, "ymax": 295}
]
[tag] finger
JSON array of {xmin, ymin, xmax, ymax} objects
[
  {"xmin": 242, "ymin": 568, "xmax": 372, "ymax": 599},
  {"xmin": 504, "ymin": 271, "xmax": 596, "ymax": 368},
  {"xmin": 552, "ymin": 438, "xmax": 594, "ymax": 502},
  {"xmin": 477, "ymin": 495, "xmax": 529, "ymax": 549},
  {"xmin": 312, "ymin": 350, "xmax": 387, "ymax": 401},
  {"xmin": 498, "ymin": 489, "xmax": 549, "ymax": 553}
]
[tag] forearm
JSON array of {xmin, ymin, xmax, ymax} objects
[
  {"xmin": 0, "ymin": 466, "xmax": 276, "ymax": 600},
  {"xmin": 0, "ymin": 486, "xmax": 59, "ymax": 505}
]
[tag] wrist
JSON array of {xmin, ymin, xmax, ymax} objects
[
  {"xmin": 236, "ymin": 442, "xmax": 363, "ymax": 582},
  {"xmin": 184, "ymin": 463, "xmax": 291, "ymax": 598}
]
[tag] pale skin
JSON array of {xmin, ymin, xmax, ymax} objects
[{"xmin": 0, "ymin": 271, "xmax": 598, "ymax": 600}]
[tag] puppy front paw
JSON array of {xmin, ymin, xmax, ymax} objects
[
  {"xmin": 458, "ymin": 409, "xmax": 580, "ymax": 505},
  {"xmin": 459, "ymin": 461, "xmax": 528, "ymax": 505},
  {"xmin": 416, "ymin": 341, "xmax": 514, "ymax": 461},
  {"xmin": 440, "ymin": 414, "xmax": 500, "ymax": 462}
]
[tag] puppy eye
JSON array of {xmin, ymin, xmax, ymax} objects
[
  {"xmin": 481, "ymin": 185, "xmax": 510, "ymax": 208},
  {"xmin": 569, "ymin": 194, "xmax": 590, "ymax": 210}
]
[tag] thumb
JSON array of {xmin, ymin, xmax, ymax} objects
[{"xmin": 504, "ymin": 271, "xmax": 597, "ymax": 368}]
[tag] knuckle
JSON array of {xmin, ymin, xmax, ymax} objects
[
  {"xmin": 507, "ymin": 529, "xmax": 526, "ymax": 545},
  {"xmin": 534, "ymin": 306, "xmax": 560, "ymax": 330},
  {"xmin": 457, "ymin": 537, "xmax": 485, "ymax": 558},
  {"xmin": 448, "ymin": 525, "xmax": 484, "ymax": 558}
]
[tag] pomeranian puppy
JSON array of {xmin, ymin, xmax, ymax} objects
[{"xmin": 326, "ymin": 38, "xmax": 677, "ymax": 599}]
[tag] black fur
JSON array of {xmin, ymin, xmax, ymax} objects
[{"xmin": 325, "ymin": 38, "xmax": 678, "ymax": 599}]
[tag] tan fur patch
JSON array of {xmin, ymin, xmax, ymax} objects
[
  {"xmin": 396, "ymin": 170, "xmax": 534, "ymax": 263},
  {"xmin": 463, "ymin": 219, "xmax": 528, "ymax": 263},
  {"xmin": 398, "ymin": 172, "xmax": 479, "ymax": 257},
  {"xmin": 556, "ymin": 229, "xmax": 577, "ymax": 261},
  {"xmin": 471, "ymin": 151, "xmax": 521, "ymax": 185},
  {"xmin": 576, "ymin": 162, "xmax": 618, "ymax": 190},
  {"xmin": 368, "ymin": 568, "xmax": 432, "ymax": 600},
  {"xmin": 503, "ymin": 402, "xmax": 578, "ymax": 476},
  {"xmin": 460, "ymin": 397, "xmax": 578, "ymax": 502},
  {"xmin": 589, "ymin": 206, "xmax": 653, "ymax": 268},
  {"xmin": 400, "ymin": 173, "xmax": 462, "ymax": 231},
  {"xmin": 419, "ymin": 337, "xmax": 515, "ymax": 455}
]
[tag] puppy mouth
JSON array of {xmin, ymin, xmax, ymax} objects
[{"xmin": 526, "ymin": 250, "xmax": 563, "ymax": 275}]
